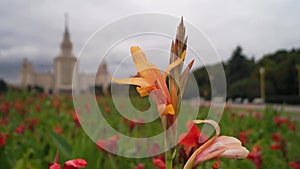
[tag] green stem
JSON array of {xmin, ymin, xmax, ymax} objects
[
  {"xmin": 164, "ymin": 114, "xmax": 177, "ymax": 169},
  {"xmin": 108, "ymin": 154, "xmax": 117, "ymax": 169},
  {"xmin": 165, "ymin": 149, "xmax": 173, "ymax": 169}
]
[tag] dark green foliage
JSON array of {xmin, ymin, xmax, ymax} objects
[
  {"xmin": 0, "ymin": 79, "xmax": 7, "ymax": 93},
  {"xmin": 226, "ymin": 46, "xmax": 255, "ymax": 87},
  {"xmin": 193, "ymin": 67, "xmax": 211, "ymax": 99},
  {"xmin": 193, "ymin": 46, "xmax": 300, "ymax": 102},
  {"xmin": 228, "ymin": 78, "xmax": 260, "ymax": 101}
]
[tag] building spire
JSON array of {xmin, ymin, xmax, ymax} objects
[
  {"xmin": 60, "ymin": 13, "xmax": 72, "ymax": 57},
  {"xmin": 64, "ymin": 13, "xmax": 69, "ymax": 32}
]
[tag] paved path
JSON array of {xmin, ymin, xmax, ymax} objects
[
  {"xmin": 189, "ymin": 99, "xmax": 300, "ymax": 113},
  {"xmin": 227, "ymin": 103, "xmax": 300, "ymax": 113}
]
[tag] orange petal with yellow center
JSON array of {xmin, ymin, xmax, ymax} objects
[{"xmin": 111, "ymin": 77, "xmax": 152, "ymax": 87}]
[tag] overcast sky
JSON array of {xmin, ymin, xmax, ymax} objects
[{"xmin": 0, "ymin": 0, "xmax": 299, "ymax": 83}]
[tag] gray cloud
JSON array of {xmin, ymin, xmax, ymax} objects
[{"xmin": 0, "ymin": 0, "xmax": 299, "ymax": 83}]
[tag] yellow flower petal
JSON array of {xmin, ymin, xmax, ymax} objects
[
  {"xmin": 111, "ymin": 77, "xmax": 151, "ymax": 87},
  {"xmin": 162, "ymin": 104, "xmax": 175, "ymax": 115},
  {"xmin": 163, "ymin": 50, "xmax": 186, "ymax": 80},
  {"xmin": 130, "ymin": 46, "xmax": 158, "ymax": 74},
  {"xmin": 136, "ymin": 86, "xmax": 156, "ymax": 97}
]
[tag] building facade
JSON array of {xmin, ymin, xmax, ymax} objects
[{"xmin": 19, "ymin": 18, "xmax": 109, "ymax": 94}]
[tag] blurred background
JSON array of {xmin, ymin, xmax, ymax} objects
[
  {"xmin": 1, "ymin": 0, "xmax": 300, "ymax": 104},
  {"xmin": 1, "ymin": 1, "xmax": 300, "ymax": 169}
]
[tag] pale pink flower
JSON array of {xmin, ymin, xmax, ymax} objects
[{"xmin": 183, "ymin": 120, "xmax": 249, "ymax": 169}]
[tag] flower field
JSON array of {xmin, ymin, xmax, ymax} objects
[{"xmin": 0, "ymin": 91, "xmax": 300, "ymax": 169}]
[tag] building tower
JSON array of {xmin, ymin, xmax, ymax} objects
[
  {"xmin": 54, "ymin": 14, "xmax": 78, "ymax": 94},
  {"xmin": 20, "ymin": 58, "xmax": 35, "ymax": 88},
  {"xmin": 96, "ymin": 62, "xmax": 109, "ymax": 95}
]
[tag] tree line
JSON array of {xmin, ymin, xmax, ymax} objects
[{"xmin": 193, "ymin": 46, "xmax": 300, "ymax": 104}]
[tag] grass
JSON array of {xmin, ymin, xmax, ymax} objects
[{"xmin": 0, "ymin": 91, "xmax": 299, "ymax": 168}]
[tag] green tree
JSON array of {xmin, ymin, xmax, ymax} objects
[
  {"xmin": 0, "ymin": 79, "xmax": 7, "ymax": 93},
  {"xmin": 226, "ymin": 46, "xmax": 254, "ymax": 87}
]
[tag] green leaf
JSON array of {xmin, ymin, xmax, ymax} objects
[
  {"xmin": 13, "ymin": 158, "xmax": 24, "ymax": 169},
  {"xmin": 49, "ymin": 132, "xmax": 72, "ymax": 158}
]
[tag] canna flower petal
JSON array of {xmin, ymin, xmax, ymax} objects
[
  {"xmin": 149, "ymin": 89, "xmax": 174, "ymax": 115},
  {"xmin": 220, "ymin": 145, "xmax": 249, "ymax": 158},
  {"xmin": 64, "ymin": 159, "xmax": 87, "ymax": 169},
  {"xmin": 130, "ymin": 46, "xmax": 161, "ymax": 81},
  {"xmin": 112, "ymin": 46, "xmax": 189, "ymax": 116},
  {"xmin": 193, "ymin": 119, "xmax": 220, "ymax": 136},
  {"xmin": 183, "ymin": 136, "xmax": 217, "ymax": 169},
  {"xmin": 194, "ymin": 136, "xmax": 248, "ymax": 164},
  {"xmin": 184, "ymin": 120, "xmax": 249, "ymax": 169},
  {"xmin": 178, "ymin": 121, "xmax": 207, "ymax": 147},
  {"xmin": 111, "ymin": 77, "xmax": 152, "ymax": 88},
  {"xmin": 163, "ymin": 50, "xmax": 186, "ymax": 80},
  {"xmin": 179, "ymin": 60, "xmax": 194, "ymax": 96}
]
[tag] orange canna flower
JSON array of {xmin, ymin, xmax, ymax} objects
[
  {"xmin": 183, "ymin": 120, "xmax": 249, "ymax": 169},
  {"xmin": 111, "ymin": 46, "xmax": 186, "ymax": 116}
]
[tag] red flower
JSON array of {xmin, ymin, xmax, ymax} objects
[
  {"xmin": 38, "ymin": 93, "xmax": 48, "ymax": 100},
  {"xmin": 129, "ymin": 119, "xmax": 143, "ymax": 131},
  {"xmin": 274, "ymin": 116, "xmax": 289, "ymax": 125},
  {"xmin": 14, "ymin": 100, "xmax": 23, "ymax": 113},
  {"xmin": 54, "ymin": 125, "xmax": 63, "ymax": 134},
  {"xmin": 152, "ymin": 155, "xmax": 166, "ymax": 169},
  {"xmin": 288, "ymin": 123, "xmax": 296, "ymax": 132},
  {"xmin": 239, "ymin": 113, "xmax": 246, "ymax": 118},
  {"xmin": 0, "ymin": 116, "xmax": 9, "ymax": 126},
  {"xmin": 64, "ymin": 159, "xmax": 87, "ymax": 169},
  {"xmin": 35, "ymin": 104, "xmax": 41, "ymax": 111},
  {"xmin": 0, "ymin": 102, "xmax": 9, "ymax": 113},
  {"xmin": 270, "ymin": 143, "xmax": 280, "ymax": 150},
  {"xmin": 289, "ymin": 161, "xmax": 300, "ymax": 169},
  {"xmin": 239, "ymin": 130, "xmax": 251, "ymax": 144},
  {"xmin": 212, "ymin": 159, "xmax": 221, "ymax": 169},
  {"xmin": 0, "ymin": 134, "xmax": 6, "ymax": 147},
  {"xmin": 48, "ymin": 152, "xmax": 87, "ymax": 169},
  {"xmin": 105, "ymin": 107, "xmax": 111, "ymax": 113},
  {"xmin": 49, "ymin": 151, "xmax": 61, "ymax": 169},
  {"xmin": 271, "ymin": 133, "xmax": 281, "ymax": 142},
  {"xmin": 134, "ymin": 163, "xmax": 145, "ymax": 169},
  {"xmin": 123, "ymin": 117, "xmax": 143, "ymax": 132},
  {"xmin": 49, "ymin": 163, "xmax": 61, "ymax": 169},
  {"xmin": 247, "ymin": 145, "xmax": 262, "ymax": 169},
  {"xmin": 14, "ymin": 123, "xmax": 25, "ymax": 134},
  {"xmin": 73, "ymin": 115, "xmax": 81, "ymax": 127},
  {"xmin": 148, "ymin": 143, "xmax": 161, "ymax": 156},
  {"xmin": 179, "ymin": 121, "xmax": 208, "ymax": 147},
  {"xmin": 25, "ymin": 118, "xmax": 39, "ymax": 131},
  {"xmin": 97, "ymin": 135, "xmax": 120, "ymax": 153},
  {"xmin": 178, "ymin": 121, "xmax": 209, "ymax": 163},
  {"xmin": 252, "ymin": 112, "xmax": 260, "ymax": 120}
]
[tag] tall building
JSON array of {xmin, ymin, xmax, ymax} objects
[
  {"xmin": 53, "ymin": 16, "xmax": 78, "ymax": 94},
  {"xmin": 19, "ymin": 15, "xmax": 109, "ymax": 94}
]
